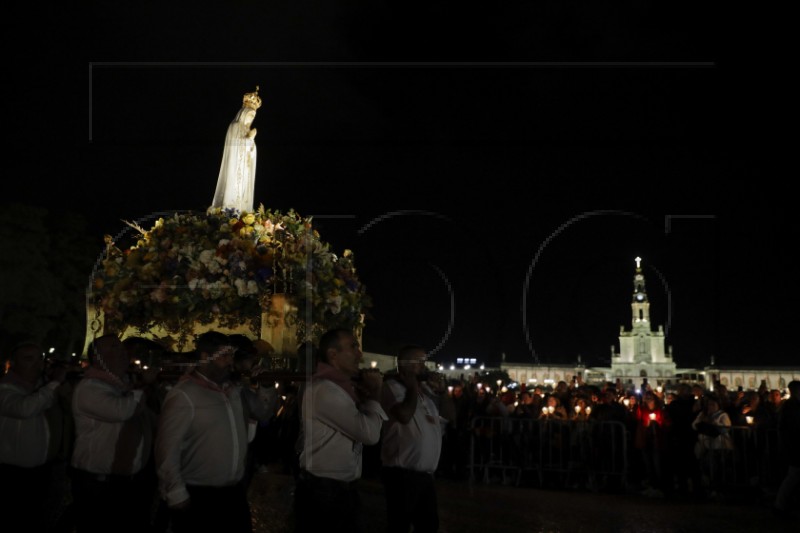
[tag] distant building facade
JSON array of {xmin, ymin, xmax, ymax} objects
[{"xmin": 499, "ymin": 258, "xmax": 799, "ymax": 392}]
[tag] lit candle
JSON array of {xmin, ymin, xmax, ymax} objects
[
  {"xmin": 542, "ymin": 407, "xmax": 548, "ymax": 415},
  {"xmin": 575, "ymin": 405, "xmax": 581, "ymax": 413},
  {"xmin": 514, "ymin": 401, "xmax": 519, "ymax": 407},
  {"xmin": 656, "ymin": 386, "xmax": 663, "ymax": 393},
  {"xmin": 623, "ymin": 398, "xmax": 630, "ymax": 407},
  {"xmin": 585, "ymin": 406, "xmax": 592, "ymax": 415},
  {"xmin": 548, "ymin": 405, "xmax": 555, "ymax": 414},
  {"xmin": 649, "ymin": 412, "xmax": 656, "ymax": 421},
  {"xmin": 497, "ymin": 380, "xmax": 502, "ymax": 387},
  {"xmin": 746, "ymin": 416, "xmax": 754, "ymax": 425},
  {"xmin": 448, "ymin": 386, "xmax": 454, "ymax": 395},
  {"xmin": 370, "ymin": 361, "xmax": 377, "ymax": 369}
]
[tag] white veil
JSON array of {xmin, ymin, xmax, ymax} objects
[{"xmin": 211, "ymin": 106, "xmax": 257, "ymax": 213}]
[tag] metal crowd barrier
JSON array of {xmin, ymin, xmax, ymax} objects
[
  {"xmin": 468, "ymin": 417, "xmax": 628, "ymax": 490},
  {"xmin": 468, "ymin": 417, "xmax": 786, "ymax": 495},
  {"xmin": 699, "ymin": 425, "xmax": 782, "ymax": 491}
]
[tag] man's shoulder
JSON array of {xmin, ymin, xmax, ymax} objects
[
  {"xmin": 307, "ymin": 378, "xmax": 350, "ymax": 399},
  {"xmin": 163, "ymin": 379, "xmax": 200, "ymax": 399}
]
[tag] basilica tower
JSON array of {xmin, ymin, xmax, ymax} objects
[{"xmin": 610, "ymin": 257, "xmax": 676, "ymax": 384}]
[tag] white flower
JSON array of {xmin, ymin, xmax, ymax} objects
[
  {"xmin": 246, "ymin": 280, "xmax": 259, "ymax": 295},
  {"xmin": 234, "ymin": 278, "xmax": 248, "ymax": 296},
  {"xmin": 189, "ymin": 278, "xmax": 207, "ymax": 291},
  {"xmin": 207, "ymin": 260, "xmax": 222, "ymax": 274},
  {"xmin": 327, "ymin": 294, "xmax": 342, "ymax": 314},
  {"xmin": 198, "ymin": 249, "xmax": 215, "ymax": 265},
  {"xmin": 233, "ymin": 279, "xmax": 259, "ymax": 297},
  {"xmin": 207, "ymin": 281, "xmax": 227, "ymax": 299}
]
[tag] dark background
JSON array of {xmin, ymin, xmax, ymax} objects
[{"xmin": 3, "ymin": 3, "xmax": 789, "ymax": 370}]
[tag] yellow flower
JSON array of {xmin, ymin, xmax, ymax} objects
[
  {"xmin": 229, "ymin": 218, "xmax": 239, "ymax": 226},
  {"xmin": 242, "ymin": 213, "xmax": 256, "ymax": 225},
  {"xmin": 240, "ymin": 226, "xmax": 255, "ymax": 237}
]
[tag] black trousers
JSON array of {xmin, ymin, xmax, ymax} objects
[
  {"xmin": 381, "ymin": 466, "xmax": 439, "ymax": 533},
  {"xmin": 168, "ymin": 482, "xmax": 252, "ymax": 533},
  {"xmin": 0, "ymin": 462, "xmax": 53, "ymax": 532},
  {"xmin": 293, "ymin": 469, "xmax": 363, "ymax": 533},
  {"xmin": 69, "ymin": 466, "xmax": 153, "ymax": 533}
]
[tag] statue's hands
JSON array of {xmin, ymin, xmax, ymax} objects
[{"xmin": 247, "ymin": 128, "xmax": 257, "ymax": 140}]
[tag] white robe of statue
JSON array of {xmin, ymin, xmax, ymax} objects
[{"xmin": 211, "ymin": 106, "xmax": 257, "ymax": 213}]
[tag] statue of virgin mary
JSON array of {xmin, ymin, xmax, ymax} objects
[{"xmin": 211, "ymin": 87, "xmax": 262, "ymax": 213}]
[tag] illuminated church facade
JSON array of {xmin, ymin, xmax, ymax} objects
[{"xmin": 495, "ymin": 258, "xmax": 799, "ymax": 392}]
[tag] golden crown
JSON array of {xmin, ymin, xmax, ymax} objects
[{"xmin": 242, "ymin": 86, "xmax": 262, "ymax": 110}]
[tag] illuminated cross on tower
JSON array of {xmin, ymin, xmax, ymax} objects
[{"xmin": 635, "ymin": 256, "xmax": 642, "ymax": 269}]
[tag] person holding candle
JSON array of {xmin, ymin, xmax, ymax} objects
[
  {"xmin": 691, "ymin": 394, "xmax": 733, "ymax": 498},
  {"xmin": 543, "ymin": 394, "xmax": 568, "ymax": 420},
  {"xmin": 570, "ymin": 396, "xmax": 591, "ymax": 422},
  {"xmin": 567, "ymin": 395, "xmax": 593, "ymax": 489},
  {"xmin": 633, "ymin": 391, "xmax": 666, "ymax": 497}
]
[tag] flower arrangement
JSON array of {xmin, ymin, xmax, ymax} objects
[{"xmin": 90, "ymin": 205, "xmax": 370, "ymax": 347}]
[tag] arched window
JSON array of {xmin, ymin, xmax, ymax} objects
[{"xmin": 640, "ymin": 369, "xmax": 648, "ymax": 377}]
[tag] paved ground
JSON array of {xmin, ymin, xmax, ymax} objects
[{"xmin": 247, "ymin": 466, "xmax": 794, "ymax": 533}]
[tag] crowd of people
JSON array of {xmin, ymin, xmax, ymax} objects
[
  {"xmin": 1, "ymin": 331, "xmax": 798, "ymax": 532},
  {"xmin": 435, "ymin": 372, "xmax": 799, "ymax": 514}
]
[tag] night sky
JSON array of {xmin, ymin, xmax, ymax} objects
[{"xmin": 8, "ymin": 4, "xmax": 790, "ymax": 370}]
